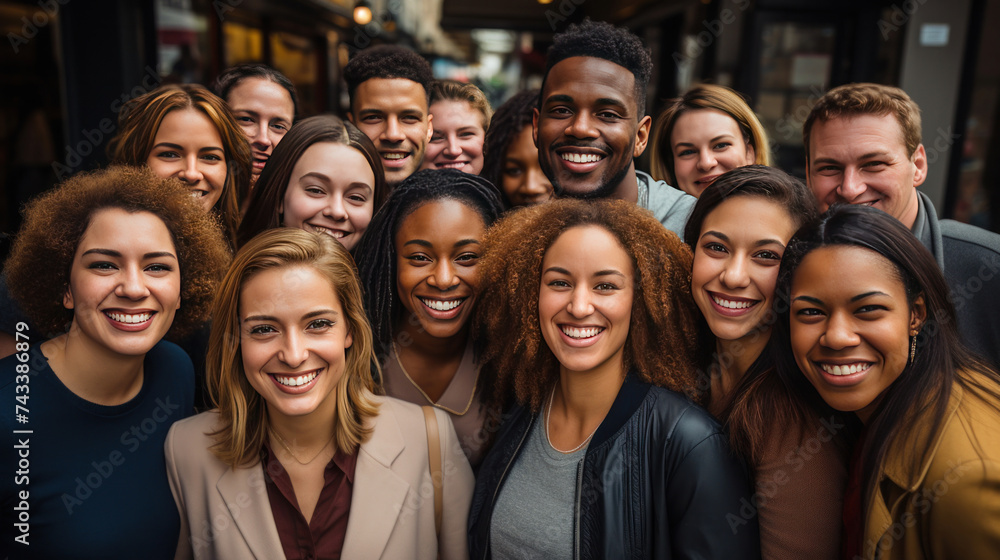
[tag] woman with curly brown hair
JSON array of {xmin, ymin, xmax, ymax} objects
[
  {"xmin": 468, "ymin": 199, "xmax": 759, "ymax": 559},
  {"xmin": 107, "ymin": 83, "xmax": 252, "ymax": 249},
  {"xmin": 0, "ymin": 166, "xmax": 230, "ymax": 559}
]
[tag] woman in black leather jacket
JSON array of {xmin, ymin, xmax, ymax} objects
[{"xmin": 469, "ymin": 199, "xmax": 761, "ymax": 559}]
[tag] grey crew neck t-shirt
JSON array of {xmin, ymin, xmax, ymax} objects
[{"xmin": 490, "ymin": 412, "xmax": 587, "ymax": 560}]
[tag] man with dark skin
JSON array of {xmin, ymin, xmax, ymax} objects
[{"xmin": 534, "ymin": 20, "xmax": 695, "ymax": 237}]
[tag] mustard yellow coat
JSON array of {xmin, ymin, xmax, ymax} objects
[{"xmin": 860, "ymin": 381, "xmax": 1000, "ymax": 559}]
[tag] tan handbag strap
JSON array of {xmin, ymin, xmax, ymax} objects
[{"xmin": 422, "ymin": 406, "xmax": 444, "ymax": 541}]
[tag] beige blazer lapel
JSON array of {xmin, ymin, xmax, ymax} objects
[
  {"xmin": 341, "ymin": 406, "xmax": 411, "ymax": 559},
  {"xmin": 216, "ymin": 465, "xmax": 286, "ymax": 559}
]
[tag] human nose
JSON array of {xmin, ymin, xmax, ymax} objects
[
  {"xmin": 278, "ymin": 329, "xmax": 309, "ymax": 368},
  {"xmin": 820, "ymin": 311, "xmax": 860, "ymax": 350},
  {"xmin": 567, "ymin": 286, "xmax": 594, "ymax": 318},
  {"xmin": 383, "ymin": 116, "xmax": 405, "ymax": 143},
  {"xmin": 566, "ymin": 113, "xmax": 598, "ymax": 139},
  {"xmin": 252, "ymin": 122, "xmax": 272, "ymax": 149},
  {"xmin": 177, "ymin": 154, "xmax": 204, "ymax": 184},
  {"xmin": 524, "ymin": 166, "xmax": 553, "ymax": 197},
  {"xmin": 443, "ymin": 134, "xmax": 462, "ymax": 157},
  {"xmin": 427, "ymin": 260, "xmax": 459, "ymax": 290},
  {"xmin": 697, "ymin": 149, "xmax": 717, "ymax": 171},
  {"xmin": 720, "ymin": 255, "xmax": 750, "ymax": 289},
  {"xmin": 323, "ymin": 196, "xmax": 349, "ymax": 221},
  {"xmin": 116, "ymin": 265, "xmax": 150, "ymax": 300},
  {"xmin": 838, "ymin": 167, "xmax": 866, "ymax": 201}
]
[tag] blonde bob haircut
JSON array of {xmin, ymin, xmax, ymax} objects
[
  {"xmin": 650, "ymin": 84, "xmax": 771, "ymax": 186},
  {"xmin": 206, "ymin": 228, "xmax": 381, "ymax": 467}
]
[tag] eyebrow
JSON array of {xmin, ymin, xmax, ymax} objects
[
  {"xmin": 674, "ymin": 134, "xmax": 736, "ymax": 147},
  {"xmin": 151, "ymin": 142, "xmax": 224, "ymax": 153},
  {"xmin": 243, "ymin": 309, "xmax": 341, "ymax": 323},
  {"xmin": 811, "ymin": 151, "xmax": 890, "ymax": 165},
  {"xmin": 82, "ymin": 248, "xmax": 177, "ymax": 260},
  {"xmin": 403, "ymin": 238, "xmax": 481, "ymax": 249},
  {"xmin": 543, "ymin": 266, "xmax": 626, "ymax": 279},
  {"xmin": 793, "ymin": 291, "xmax": 889, "ymax": 305},
  {"xmin": 701, "ymin": 230, "xmax": 729, "ymax": 243},
  {"xmin": 358, "ymin": 108, "xmax": 425, "ymax": 118}
]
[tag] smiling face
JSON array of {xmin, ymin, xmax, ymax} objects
[
  {"xmin": 280, "ymin": 142, "xmax": 376, "ymax": 251},
  {"xmin": 226, "ymin": 77, "xmax": 295, "ymax": 178},
  {"xmin": 146, "ymin": 108, "xmax": 228, "ymax": 213},
  {"xmin": 807, "ymin": 114, "xmax": 927, "ymax": 229},
  {"xmin": 534, "ymin": 57, "xmax": 651, "ymax": 200},
  {"xmin": 240, "ymin": 265, "xmax": 353, "ymax": 421},
  {"xmin": 420, "ymin": 100, "xmax": 486, "ymax": 174},
  {"xmin": 670, "ymin": 108, "xmax": 755, "ymax": 197},
  {"xmin": 539, "ymin": 225, "xmax": 634, "ymax": 378},
  {"xmin": 394, "ymin": 199, "xmax": 486, "ymax": 341},
  {"xmin": 63, "ymin": 208, "xmax": 181, "ymax": 358},
  {"xmin": 692, "ymin": 196, "xmax": 798, "ymax": 343},
  {"xmin": 351, "ymin": 78, "xmax": 433, "ymax": 186},
  {"xmin": 790, "ymin": 245, "xmax": 925, "ymax": 422},
  {"xmin": 501, "ymin": 126, "xmax": 554, "ymax": 207}
]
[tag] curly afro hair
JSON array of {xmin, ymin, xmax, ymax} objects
[
  {"xmin": 544, "ymin": 19, "xmax": 653, "ymax": 115},
  {"xmin": 480, "ymin": 89, "xmax": 539, "ymax": 207},
  {"xmin": 343, "ymin": 45, "xmax": 433, "ymax": 112},
  {"xmin": 474, "ymin": 198, "xmax": 704, "ymax": 413},
  {"xmin": 5, "ymin": 165, "xmax": 231, "ymax": 339}
]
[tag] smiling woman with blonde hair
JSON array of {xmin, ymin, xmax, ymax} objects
[{"xmin": 165, "ymin": 228, "xmax": 473, "ymax": 559}]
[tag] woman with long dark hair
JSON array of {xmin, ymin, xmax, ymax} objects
[
  {"xmin": 773, "ymin": 204, "xmax": 1000, "ymax": 559},
  {"xmin": 354, "ymin": 169, "xmax": 503, "ymax": 466},
  {"xmin": 238, "ymin": 114, "xmax": 387, "ymax": 252}
]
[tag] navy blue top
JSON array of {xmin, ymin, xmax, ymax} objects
[{"xmin": 0, "ymin": 340, "xmax": 194, "ymax": 559}]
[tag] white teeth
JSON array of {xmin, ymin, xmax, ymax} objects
[
  {"xmin": 560, "ymin": 153, "xmax": 603, "ymax": 164},
  {"xmin": 561, "ymin": 326, "xmax": 603, "ymax": 339},
  {"xmin": 275, "ymin": 371, "xmax": 318, "ymax": 387},
  {"xmin": 712, "ymin": 295, "xmax": 756, "ymax": 309},
  {"xmin": 437, "ymin": 162, "xmax": 466, "ymax": 169},
  {"xmin": 107, "ymin": 312, "xmax": 151, "ymax": 324},
  {"xmin": 309, "ymin": 225, "xmax": 346, "ymax": 238},
  {"xmin": 420, "ymin": 298, "xmax": 462, "ymax": 311},
  {"xmin": 820, "ymin": 363, "xmax": 870, "ymax": 376},
  {"xmin": 190, "ymin": 191, "xmax": 206, "ymax": 198},
  {"xmin": 382, "ymin": 153, "xmax": 407, "ymax": 160}
]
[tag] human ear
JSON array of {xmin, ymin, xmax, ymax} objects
[
  {"xmin": 909, "ymin": 294, "xmax": 927, "ymax": 334},
  {"xmin": 633, "ymin": 115, "xmax": 652, "ymax": 158}
]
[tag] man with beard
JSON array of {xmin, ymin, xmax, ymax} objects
[{"xmin": 534, "ymin": 19, "xmax": 695, "ymax": 237}]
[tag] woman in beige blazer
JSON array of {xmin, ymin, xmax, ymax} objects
[{"xmin": 165, "ymin": 228, "xmax": 473, "ymax": 560}]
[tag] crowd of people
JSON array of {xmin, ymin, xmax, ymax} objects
[{"xmin": 1, "ymin": 16, "xmax": 1000, "ymax": 560}]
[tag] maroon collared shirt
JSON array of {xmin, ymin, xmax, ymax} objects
[{"xmin": 262, "ymin": 442, "xmax": 358, "ymax": 560}]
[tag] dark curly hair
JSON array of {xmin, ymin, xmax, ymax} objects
[
  {"xmin": 237, "ymin": 114, "xmax": 387, "ymax": 248},
  {"xmin": 354, "ymin": 169, "xmax": 503, "ymax": 365},
  {"xmin": 212, "ymin": 62, "xmax": 300, "ymax": 120},
  {"xmin": 475, "ymin": 198, "xmax": 703, "ymax": 413},
  {"xmin": 480, "ymin": 89, "xmax": 539, "ymax": 207},
  {"xmin": 4, "ymin": 166, "xmax": 231, "ymax": 339},
  {"xmin": 107, "ymin": 83, "xmax": 252, "ymax": 249},
  {"xmin": 543, "ymin": 19, "xmax": 653, "ymax": 115},
  {"xmin": 343, "ymin": 45, "xmax": 433, "ymax": 112}
]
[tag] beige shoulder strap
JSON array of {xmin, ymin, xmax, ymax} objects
[{"xmin": 422, "ymin": 405, "xmax": 443, "ymax": 540}]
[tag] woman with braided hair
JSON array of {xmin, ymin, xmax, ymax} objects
[{"xmin": 354, "ymin": 169, "xmax": 503, "ymax": 467}]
